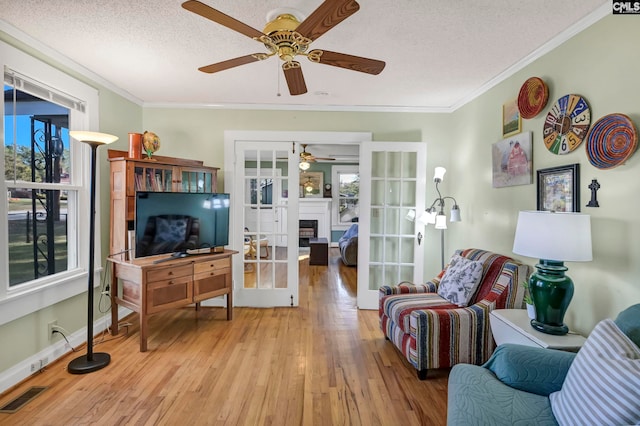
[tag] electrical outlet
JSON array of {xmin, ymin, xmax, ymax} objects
[{"xmin": 47, "ymin": 320, "xmax": 58, "ymax": 340}]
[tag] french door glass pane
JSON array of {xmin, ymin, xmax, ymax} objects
[{"xmin": 242, "ymin": 148, "xmax": 289, "ymax": 291}]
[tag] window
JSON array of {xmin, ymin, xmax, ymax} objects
[
  {"xmin": 1, "ymin": 41, "xmax": 100, "ymax": 326},
  {"xmin": 332, "ymin": 166, "xmax": 359, "ymax": 229},
  {"xmin": 4, "ymin": 80, "xmax": 75, "ymax": 286}
]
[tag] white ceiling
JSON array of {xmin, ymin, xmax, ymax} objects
[{"xmin": 1, "ymin": 0, "xmax": 608, "ymax": 112}]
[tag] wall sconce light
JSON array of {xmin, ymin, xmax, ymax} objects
[{"xmin": 418, "ymin": 166, "xmax": 461, "ymax": 269}]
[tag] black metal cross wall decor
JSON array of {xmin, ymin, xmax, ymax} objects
[{"xmin": 586, "ymin": 179, "xmax": 600, "ymax": 208}]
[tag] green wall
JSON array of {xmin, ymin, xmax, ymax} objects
[
  {"xmin": 1, "ymin": 12, "xmax": 639, "ymax": 377},
  {"xmin": 446, "ymin": 15, "xmax": 640, "ymax": 334}
]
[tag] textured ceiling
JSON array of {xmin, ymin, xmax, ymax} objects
[{"xmin": 0, "ymin": 0, "xmax": 608, "ymax": 112}]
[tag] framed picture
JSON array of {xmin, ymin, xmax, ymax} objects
[
  {"xmin": 537, "ymin": 164, "xmax": 580, "ymax": 212},
  {"xmin": 491, "ymin": 131, "xmax": 533, "ymax": 188},
  {"xmin": 300, "ymin": 171, "xmax": 323, "ymax": 198},
  {"xmin": 502, "ymin": 97, "xmax": 522, "ymax": 137}
]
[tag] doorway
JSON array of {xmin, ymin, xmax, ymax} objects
[{"xmin": 224, "ymin": 131, "xmax": 372, "ymax": 308}]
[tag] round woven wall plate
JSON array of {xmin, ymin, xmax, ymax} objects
[
  {"xmin": 586, "ymin": 113, "xmax": 638, "ymax": 169},
  {"xmin": 517, "ymin": 77, "xmax": 549, "ymax": 119}
]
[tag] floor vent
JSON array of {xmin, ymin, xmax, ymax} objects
[{"xmin": 0, "ymin": 386, "xmax": 47, "ymax": 413}]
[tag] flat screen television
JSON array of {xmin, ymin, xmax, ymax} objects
[{"xmin": 134, "ymin": 191, "xmax": 230, "ymax": 258}]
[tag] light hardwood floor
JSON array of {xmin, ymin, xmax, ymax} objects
[{"xmin": 0, "ymin": 249, "xmax": 448, "ymax": 425}]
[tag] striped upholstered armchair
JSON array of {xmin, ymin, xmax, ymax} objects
[{"xmin": 379, "ymin": 248, "xmax": 530, "ymax": 380}]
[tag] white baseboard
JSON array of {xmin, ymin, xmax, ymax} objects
[{"xmin": 0, "ymin": 306, "xmax": 132, "ymax": 395}]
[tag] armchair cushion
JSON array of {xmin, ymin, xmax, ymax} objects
[
  {"xmin": 437, "ymin": 254, "xmax": 484, "ymax": 306},
  {"xmin": 484, "ymin": 344, "xmax": 575, "ymax": 396},
  {"xmin": 549, "ymin": 318, "xmax": 640, "ymax": 426}
]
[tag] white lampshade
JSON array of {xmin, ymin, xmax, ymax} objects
[
  {"xmin": 435, "ymin": 213, "xmax": 447, "ymax": 229},
  {"xmin": 433, "ymin": 167, "xmax": 446, "ymax": 182},
  {"xmin": 418, "ymin": 208, "xmax": 437, "ymax": 226},
  {"xmin": 450, "ymin": 205, "xmax": 461, "ymax": 222},
  {"xmin": 405, "ymin": 209, "xmax": 416, "ymax": 222},
  {"xmin": 299, "ymin": 161, "xmax": 310, "ymax": 170},
  {"xmin": 512, "ymin": 211, "xmax": 592, "ymax": 262},
  {"xmin": 69, "ymin": 131, "xmax": 118, "ymax": 145}
]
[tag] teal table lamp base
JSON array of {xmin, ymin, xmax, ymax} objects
[{"xmin": 529, "ymin": 259, "xmax": 574, "ymax": 335}]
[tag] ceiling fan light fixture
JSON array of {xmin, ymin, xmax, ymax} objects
[
  {"xmin": 263, "ymin": 13, "xmax": 301, "ymax": 34},
  {"xmin": 299, "ymin": 160, "xmax": 310, "ymax": 170}
]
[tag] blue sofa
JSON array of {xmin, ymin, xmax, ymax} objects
[
  {"xmin": 447, "ymin": 304, "xmax": 640, "ymax": 425},
  {"xmin": 338, "ymin": 223, "xmax": 358, "ymax": 266}
]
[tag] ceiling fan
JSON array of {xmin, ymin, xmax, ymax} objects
[
  {"xmin": 277, "ymin": 144, "xmax": 335, "ymax": 169},
  {"xmin": 299, "ymin": 144, "xmax": 335, "ymax": 162},
  {"xmin": 181, "ymin": 0, "xmax": 386, "ymax": 96}
]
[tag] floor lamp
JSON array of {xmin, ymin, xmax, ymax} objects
[
  {"xmin": 68, "ymin": 131, "xmax": 118, "ymax": 374},
  {"xmin": 418, "ymin": 167, "xmax": 461, "ymax": 270}
]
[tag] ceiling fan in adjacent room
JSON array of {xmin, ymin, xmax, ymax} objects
[
  {"xmin": 278, "ymin": 144, "xmax": 336, "ymax": 169},
  {"xmin": 181, "ymin": 0, "xmax": 386, "ymax": 96}
]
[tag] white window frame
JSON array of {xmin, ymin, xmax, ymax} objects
[
  {"xmin": 0, "ymin": 41, "xmax": 100, "ymax": 326},
  {"xmin": 331, "ymin": 165, "xmax": 360, "ymax": 231}
]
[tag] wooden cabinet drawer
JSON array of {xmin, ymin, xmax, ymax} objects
[
  {"xmin": 194, "ymin": 273, "xmax": 230, "ymax": 302},
  {"xmin": 146, "ymin": 264, "xmax": 192, "ymax": 283},
  {"xmin": 146, "ymin": 276, "xmax": 193, "ymax": 314},
  {"xmin": 193, "ymin": 258, "xmax": 230, "ymax": 274}
]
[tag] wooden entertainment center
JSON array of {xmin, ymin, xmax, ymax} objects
[
  {"xmin": 107, "ymin": 150, "xmax": 235, "ymax": 352},
  {"xmin": 109, "ymin": 250, "xmax": 235, "ymax": 352}
]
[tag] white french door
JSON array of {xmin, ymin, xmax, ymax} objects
[
  {"xmin": 357, "ymin": 142, "xmax": 427, "ymax": 309},
  {"xmin": 233, "ymin": 141, "xmax": 300, "ymax": 307},
  {"xmin": 224, "ymin": 130, "xmax": 373, "ymax": 308}
]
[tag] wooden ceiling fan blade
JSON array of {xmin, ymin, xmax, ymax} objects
[
  {"xmin": 283, "ymin": 62, "xmax": 307, "ymax": 96},
  {"xmin": 182, "ymin": 0, "xmax": 264, "ymax": 39},
  {"xmin": 295, "ymin": 0, "xmax": 360, "ymax": 42},
  {"xmin": 198, "ymin": 54, "xmax": 263, "ymax": 73},
  {"xmin": 308, "ymin": 49, "xmax": 385, "ymax": 75}
]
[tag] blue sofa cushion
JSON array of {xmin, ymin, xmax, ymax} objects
[
  {"xmin": 615, "ymin": 303, "xmax": 640, "ymax": 348},
  {"xmin": 447, "ymin": 363, "xmax": 558, "ymax": 426},
  {"xmin": 484, "ymin": 344, "xmax": 575, "ymax": 396}
]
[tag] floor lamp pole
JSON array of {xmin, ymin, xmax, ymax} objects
[
  {"xmin": 440, "ymin": 228, "xmax": 445, "ymax": 271},
  {"xmin": 68, "ymin": 133, "xmax": 115, "ymax": 374}
]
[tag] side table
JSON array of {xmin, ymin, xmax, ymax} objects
[
  {"xmin": 309, "ymin": 237, "xmax": 329, "ymax": 265},
  {"xmin": 490, "ymin": 309, "xmax": 586, "ymax": 351}
]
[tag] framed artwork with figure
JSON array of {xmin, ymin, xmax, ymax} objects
[
  {"xmin": 537, "ymin": 164, "xmax": 580, "ymax": 212},
  {"xmin": 492, "ymin": 132, "xmax": 532, "ymax": 188}
]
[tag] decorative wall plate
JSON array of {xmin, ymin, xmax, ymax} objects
[
  {"xmin": 543, "ymin": 94, "xmax": 590, "ymax": 154},
  {"xmin": 586, "ymin": 113, "xmax": 638, "ymax": 169},
  {"xmin": 517, "ymin": 77, "xmax": 549, "ymax": 119}
]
